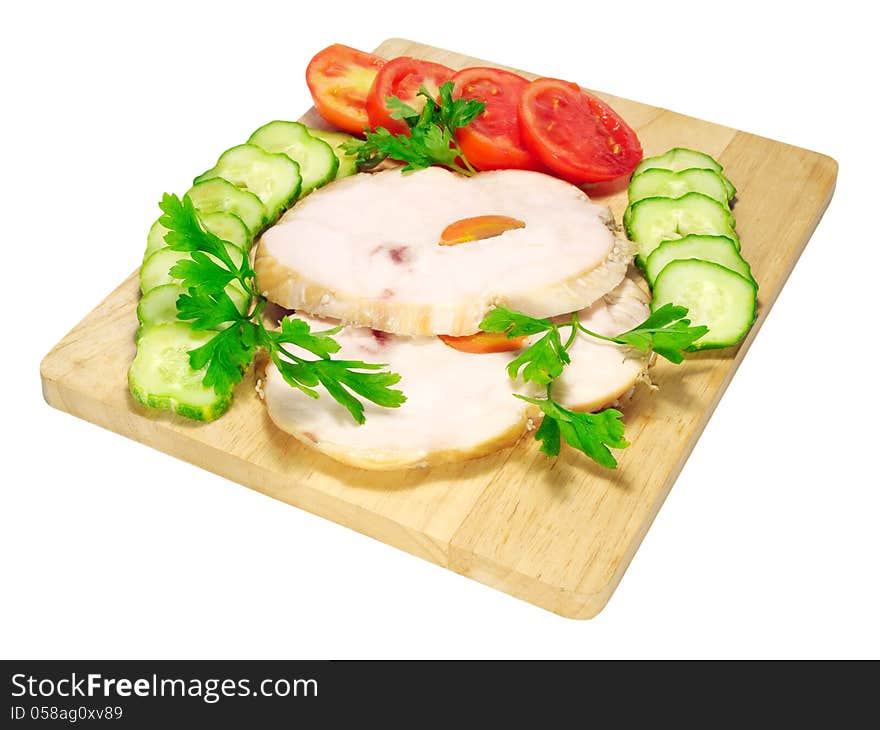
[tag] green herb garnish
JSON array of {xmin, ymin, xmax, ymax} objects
[
  {"xmin": 158, "ymin": 193, "xmax": 406, "ymax": 424},
  {"xmin": 480, "ymin": 304, "xmax": 707, "ymax": 467},
  {"xmin": 342, "ymin": 81, "xmax": 485, "ymax": 176}
]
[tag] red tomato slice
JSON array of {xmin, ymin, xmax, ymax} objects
[
  {"xmin": 518, "ymin": 78, "xmax": 643, "ymax": 184},
  {"xmin": 366, "ymin": 57, "xmax": 454, "ymax": 135},
  {"xmin": 306, "ymin": 44, "xmax": 386, "ymax": 135},
  {"xmin": 451, "ymin": 67, "xmax": 545, "ymax": 172}
]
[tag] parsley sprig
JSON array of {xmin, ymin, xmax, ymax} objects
[
  {"xmin": 157, "ymin": 193, "xmax": 406, "ymax": 424},
  {"xmin": 341, "ymin": 81, "xmax": 485, "ymax": 176},
  {"xmin": 479, "ymin": 304, "xmax": 708, "ymax": 467}
]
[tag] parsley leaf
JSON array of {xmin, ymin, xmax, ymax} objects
[
  {"xmin": 313, "ymin": 359, "xmax": 406, "ymax": 424},
  {"xmin": 176, "ymin": 287, "xmax": 245, "ymax": 331},
  {"xmin": 188, "ymin": 321, "xmax": 259, "ymax": 396},
  {"xmin": 344, "ymin": 126, "xmax": 435, "ymax": 171},
  {"xmin": 263, "ymin": 317, "xmax": 342, "ymax": 359},
  {"xmin": 436, "ymin": 81, "xmax": 484, "ymax": 130},
  {"xmin": 415, "ymin": 124, "xmax": 462, "ymax": 171},
  {"xmin": 483, "ymin": 302, "xmax": 707, "ymax": 366},
  {"xmin": 272, "ymin": 357, "xmax": 321, "ymax": 397},
  {"xmin": 169, "ymin": 251, "xmax": 238, "ymax": 292},
  {"xmin": 269, "ymin": 353, "xmax": 406, "ymax": 425},
  {"xmin": 518, "ymin": 395, "xmax": 629, "ymax": 468},
  {"xmin": 507, "ymin": 329, "xmax": 570, "ymax": 385},
  {"xmin": 159, "ymin": 192, "xmax": 252, "ymax": 287},
  {"xmin": 158, "ymin": 194, "xmax": 231, "ymax": 265},
  {"xmin": 582, "ymin": 303, "xmax": 709, "ymax": 364},
  {"xmin": 533, "ymin": 414, "xmax": 561, "ymax": 457},
  {"xmin": 480, "ymin": 307, "xmax": 553, "ymax": 337},
  {"xmin": 341, "ymin": 81, "xmax": 485, "ymax": 176},
  {"xmin": 155, "ymin": 193, "xmax": 406, "ymax": 423},
  {"xmin": 480, "ymin": 298, "xmax": 707, "ymax": 467},
  {"xmin": 260, "ymin": 314, "xmax": 407, "ymax": 423}
]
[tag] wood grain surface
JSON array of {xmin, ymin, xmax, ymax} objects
[{"xmin": 40, "ymin": 38, "xmax": 837, "ymax": 618}]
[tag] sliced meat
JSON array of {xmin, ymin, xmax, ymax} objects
[
  {"xmin": 551, "ymin": 271, "xmax": 650, "ymax": 412},
  {"xmin": 254, "ymin": 167, "xmax": 633, "ymax": 336},
  {"xmin": 261, "ymin": 314, "xmax": 540, "ymax": 470},
  {"xmin": 261, "ymin": 273, "xmax": 649, "ymax": 471}
]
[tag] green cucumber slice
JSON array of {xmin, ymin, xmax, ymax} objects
[
  {"xmin": 652, "ymin": 259, "xmax": 757, "ymax": 350},
  {"xmin": 194, "ymin": 143, "xmax": 301, "ymax": 222},
  {"xmin": 146, "ymin": 219, "xmax": 169, "ymax": 258},
  {"xmin": 145, "ymin": 211, "xmax": 250, "ymax": 260},
  {"xmin": 624, "ymin": 190, "xmax": 737, "ymax": 231},
  {"xmin": 136, "ymin": 282, "xmax": 249, "ymax": 330},
  {"xmin": 629, "ymin": 168, "xmax": 732, "ymax": 206},
  {"xmin": 200, "ymin": 211, "xmax": 251, "ymax": 250},
  {"xmin": 137, "ymin": 284, "xmax": 183, "ymax": 329},
  {"xmin": 625, "ymin": 193, "xmax": 739, "ymax": 266},
  {"xmin": 644, "ymin": 235, "xmax": 754, "ymax": 286},
  {"xmin": 248, "ymin": 121, "xmax": 338, "ymax": 194},
  {"xmin": 187, "ymin": 178, "xmax": 268, "ymax": 235},
  {"xmin": 306, "ymin": 128, "xmax": 358, "ymax": 179},
  {"xmin": 633, "ymin": 147, "xmax": 736, "ymax": 200},
  {"xmin": 129, "ymin": 322, "xmax": 232, "ymax": 421},
  {"xmin": 139, "ymin": 243, "xmax": 244, "ymax": 294}
]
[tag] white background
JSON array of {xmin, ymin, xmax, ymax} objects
[{"xmin": 3, "ymin": 1, "xmax": 877, "ymax": 659}]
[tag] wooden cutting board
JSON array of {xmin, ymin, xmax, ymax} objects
[{"xmin": 40, "ymin": 38, "xmax": 837, "ymax": 618}]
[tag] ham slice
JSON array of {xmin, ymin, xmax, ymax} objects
[
  {"xmin": 261, "ymin": 272, "xmax": 650, "ymax": 470},
  {"xmin": 262, "ymin": 315, "xmax": 539, "ymax": 470},
  {"xmin": 254, "ymin": 167, "xmax": 633, "ymax": 336},
  {"xmin": 551, "ymin": 271, "xmax": 650, "ymax": 411}
]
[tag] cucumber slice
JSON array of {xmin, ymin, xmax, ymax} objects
[
  {"xmin": 625, "ymin": 190, "xmax": 737, "ymax": 231},
  {"xmin": 633, "ymin": 147, "xmax": 736, "ymax": 200},
  {"xmin": 629, "ymin": 168, "xmax": 732, "ymax": 206},
  {"xmin": 137, "ymin": 284, "xmax": 182, "ymax": 328},
  {"xmin": 194, "ymin": 143, "xmax": 301, "ymax": 222},
  {"xmin": 625, "ymin": 193, "xmax": 739, "ymax": 266},
  {"xmin": 145, "ymin": 211, "xmax": 250, "ymax": 260},
  {"xmin": 139, "ymin": 242, "xmax": 244, "ymax": 293},
  {"xmin": 652, "ymin": 259, "xmax": 757, "ymax": 350},
  {"xmin": 307, "ymin": 128, "xmax": 358, "ymax": 180},
  {"xmin": 136, "ymin": 282, "xmax": 249, "ymax": 330},
  {"xmin": 248, "ymin": 121, "xmax": 338, "ymax": 195},
  {"xmin": 187, "ymin": 178, "xmax": 268, "ymax": 235},
  {"xmin": 201, "ymin": 211, "xmax": 251, "ymax": 250},
  {"xmin": 129, "ymin": 322, "xmax": 232, "ymax": 421},
  {"xmin": 645, "ymin": 235, "xmax": 754, "ymax": 286},
  {"xmin": 146, "ymin": 219, "xmax": 169, "ymax": 258}
]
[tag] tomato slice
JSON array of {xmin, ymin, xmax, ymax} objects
[
  {"xmin": 451, "ymin": 67, "xmax": 546, "ymax": 172},
  {"xmin": 439, "ymin": 332, "xmax": 527, "ymax": 354},
  {"xmin": 306, "ymin": 44, "xmax": 386, "ymax": 135},
  {"xmin": 518, "ymin": 78, "xmax": 643, "ymax": 184},
  {"xmin": 366, "ymin": 57, "xmax": 454, "ymax": 135}
]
